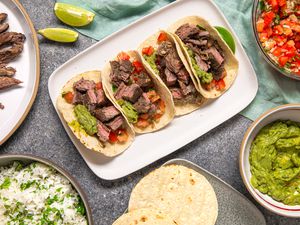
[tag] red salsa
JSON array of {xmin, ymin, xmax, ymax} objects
[{"xmin": 256, "ymin": 0, "xmax": 300, "ymax": 75}]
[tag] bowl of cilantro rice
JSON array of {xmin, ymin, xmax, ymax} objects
[{"xmin": 0, "ymin": 154, "xmax": 93, "ymax": 224}]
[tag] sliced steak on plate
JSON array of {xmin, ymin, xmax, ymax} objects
[
  {"xmin": 94, "ymin": 106, "xmax": 120, "ymax": 122},
  {"xmin": 73, "ymin": 78, "xmax": 95, "ymax": 92},
  {"xmin": 106, "ymin": 115, "xmax": 124, "ymax": 131},
  {"xmin": 133, "ymin": 93, "xmax": 151, "ymax": 114},
  {"xmin": 97, "ymin": 122, "xmax": 110, "ymax": 142}
]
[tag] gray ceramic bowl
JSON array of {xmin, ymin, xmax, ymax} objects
[
  {"xmin": 240, "ymin": 104, "xmax": 300, "ymax": 217},
  {"xmin": 0, "ymin": 154, "xmax": 93, "ymax": 224},
  {"xmin": 252, "ymin": 0, "xmax": 300, "ymax": 80}
]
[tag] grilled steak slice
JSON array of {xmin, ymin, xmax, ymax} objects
[
  {"xmin": 97, "ymin": 122, "xmax": 110, "ymax": 142},
  {"xmin": 96, "ymin": 89, "xmax": 106, "ymax": 106},
  {"xmin": 186, "ymin": 43, "xmax": 202, "ymax": 57},
  {"xmin": 94, "ymin": 106, "xmax": 120, "ymax": 122},
  {"xmin": 157, "ymin": 41, "xmax": 173, "ymax": 56},
  {"xmin": 197, "ymin": 31, "xmax": 210, "ymax": 38},
  {"xmin": 122, "ymin": 84, "xmax": 143, "ymax": 103},
  {"xmin": 0, "ymin": 76, "xmax": 21, "ymax": 90},
  {"xmin": 0, "ymin": 13, "xmax": 7, "ymax": 23},
  {"xmin": 175, "ymin": 23, "xmax": 199, "ymax": 41},
  {"xmin": 0, "ymin": 32, "xmax": 26, "ymax": 63},
  {"xmin": 119, "ymin": 60, "xmax": 133, "ymax": 73},
  {"xmin": 0, "ymin": 65, "xmax": 16, "ymax": 76},
  {"xmin": 165, "ymin": 51, "xmax": 182, "ymax": 74},
  {"xmin": 72, "ymin": 91, "xmax": 87, "ymax": 105},
  {"xmin": 134, "ymin": 71, "xmax": 152, "ymax": 88},
  {"xmin": 206, "ymin": 46, "xmax": 224, "ymax": 67},
  {"xmin": 177, "ymin": 68, "xmax": 190, "ymax": 84},
  {"xmin": 179, "ymin": 81, "xmax": 196, "ymax": 96},
  {"xmin": 170, "ymin": 88, "xmax": 183, "ymax": 100},
  {"xmin": 212, "ymin": 66, "xmax": 226, "ymax": 80},
  {"xmin": 114, "ymin": 82, "xmax": 127, "ymax": 100},
  {"xmin": 0, "ymin": 23, "xmax": 8, "ymax": 34},
  {"xmin": 110, "ymin": 60, "xmax": 131, "ymax": 86},
  {"xmin": 74, "ymin": 78, "xmax": 95, "ymax": 92},
  {"xmin": 187, "ymin": 39, "xmax": 207, "ymax": 46},
  {"xmin": 195, "ymin": 54, "xmax": 209, "ymax": 72},
  {"xmin": 148, "ymin": 104, "xmax": 157, "ymax": 116},
  {"xmin": 87, "ymin": 89, "xmax": 97, "ymax": 104},
  {"xmin": 133, "ymin": 93, "xmax": 151, "ymax": 113},
  {"xmin": 106, "ymin": 115, "xmax": 124, "ymax": 131},
  {"xmin": 165, "ymin": 68, "xmax": 177, "ymax": 86}
]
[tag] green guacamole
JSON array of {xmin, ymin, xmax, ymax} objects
[
  {"xmin": 117, "ymin": 99, "xmax": 138, "ymax": 123},
  {"xmin": 249, "ymin": 120, "xmax": 300, "ymax": 205},
  {"xmin": 143, "ymin": 52, "xmax": 159, "ymax": 75},
  {"xmin": 187, "ymin": 49, "xmax": 213, "ymax": 84},
  {"xmin": 74, "ymin": 104, "xmax": 97, "ymax": 135}
]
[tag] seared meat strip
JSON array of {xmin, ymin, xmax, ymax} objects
[
  {"xmin": 121, "ymin": 84, "xmax": 143, "ymax": 103},
  {"xmin": 106, "ymin": 115, "xmax": 124, "ymax": 131},
  {"xmin": 133, "ymin": 93, "xmax": 151, "ymax": 114},
  {"xmin": 0, "ymin": 76, "xmax": 21, "ymax": 90},
  {"xmin": 175, "ymin": 23, "xmax": 199, "ymax": 41},
  {"xmin": 97, "ymin": 122, "xmax": 110, "ymax": 142},
  {"xmin": 94, "ymin": 106, "xmax": 120, "ymax": 122},
  {"xmin": 73, "ymin": 78, "xmax": 95, "ymax": 92},
  {"xmin": 165, "ymin": 68, "xmax": 177, "ymax": 86},
  {"xmin": 0, "ymin": 65, "xmax": 16, "ymax": 76},
  {"xmin": 0, "ymin": 23, "xmax": 9, "ymax": 34},
  {"xmin": 0, "ymin": 13, "xmax": 7, "ymax": 23}
]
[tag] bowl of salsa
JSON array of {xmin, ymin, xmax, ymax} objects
[{"xmin": 252, "ymin": 0, "xmax": 300, "ymax": 79}]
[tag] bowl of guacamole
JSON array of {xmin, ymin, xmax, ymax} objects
[{"xmin": 240, "ymin": 104, "xmax": 300, "ymax": 218}]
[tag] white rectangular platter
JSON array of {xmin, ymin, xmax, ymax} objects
[{"xmin": 48, "ymin": 0, "xmax": 258, "ymax": 180}]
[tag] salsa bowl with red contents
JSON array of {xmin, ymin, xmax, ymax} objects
[{"xmin": 253, "ymin": 0, "xmax": 300, "ymax": 79}]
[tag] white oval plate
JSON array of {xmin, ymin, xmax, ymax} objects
[
  {"xmin": 48, "ymin": 0, "xmax": 258, "ymax": 180},
  {"xmin": 0, "ymin": 0, "xmax": 40, "ymax": 145}
]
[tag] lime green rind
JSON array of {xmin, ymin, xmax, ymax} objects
[
  {"xmin": 54, "ymin": 3, "xmax": 95, "ymax": 27},
  {"xmin": 214, "ymin": 26, "xmax": 236, "ymax": 54},
  {"xmin": 38, "ymin": 28, "xmax": 79, "ymax": 43}
]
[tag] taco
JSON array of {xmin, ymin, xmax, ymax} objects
[
  {"xmin": 56, "ymin": 71, "xmax": 135, "ymax": 157},
  {"xmin": 101, "ymin": 51, "xmax": 175, "ymax": 133},
  {"xmin": 138, "ymin": 30, "xmax": 204, "ymax": 116},
  {"xmin": 168, "ymin": 16, "xmax": 239, "ymax": 98}
]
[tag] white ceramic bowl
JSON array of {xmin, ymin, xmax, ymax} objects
[
  {"xmin": 0, "ymin": 154, "xmax": 94, "ymax": 224},
  {"xmin": 240, "ymin": 104, "xmax": 300, "ymax": 217}
]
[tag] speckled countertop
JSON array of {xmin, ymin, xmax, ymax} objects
[{"xmin": 1, "ymin": 0, "xmax": 299, "ymax": 224}]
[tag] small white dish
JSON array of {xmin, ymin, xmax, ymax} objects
[{"xmin": 240, "ymin": 104, "xmax": 300, "ymax": 217}]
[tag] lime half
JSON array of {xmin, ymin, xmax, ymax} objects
[
  {"xmin": 214, "ymin": 26, "xmax": 236, "ymax": 54},
  {"xmin": 38, "ymin": 28, "xmax": 78, "ymax": 43},
  {"xmin": 54, "ymin": 3, "xmax": 95, "ymax": 27}
]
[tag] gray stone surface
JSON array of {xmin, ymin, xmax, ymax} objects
[{"xmin": 1, "ymin": 0, "xmax": 299, "ymax": 224}]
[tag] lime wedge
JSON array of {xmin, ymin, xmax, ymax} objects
[
  {"xmin": 214, "ymin": 26, "xmax": 236, "ymax": 54},
  {"xmin": 38, "ymin": 28, "xmax": 78, "ymax": 43},
  {"xmin": 54, "ymin": 3, "xmax": 95, "ymax": 27}
]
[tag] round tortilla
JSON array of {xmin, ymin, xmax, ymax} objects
[
  {"xmin": 56, "ymin": 70, "xmax": 135, "ymax": 157},
  {"xmin": 101, "ymin": 51, "xmax": 175, "ymax": 134},
  {"xmin": 167, "ymin": 16, "xmax": 239, "ymax": 99},
  {"xmin": 128, "ymin": 164, "xmax": 218, "ymax": 225},
  {"xmin": 138, "ymin": 30, "xmax": 205, "ymax": 116},
  {"xmin": 112, "ymin": 208, "xmax": 178, "ymax": 225}
]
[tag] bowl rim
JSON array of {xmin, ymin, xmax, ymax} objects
[
  {"xmin": 0, "ymin": 153, "xmax": 94, "ymax": 224},
  {"xmin": 239, "ymin": 103, "xmax": 300, "ymax": 217},
  {"xmin": 251, "ymin": 0, "xmax": 300, "ymax": 81}
]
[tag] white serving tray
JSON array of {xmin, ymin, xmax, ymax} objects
[
  {"xmin": 48, "ymin": 0, "xmax": 258, "ymax": 180},
  {"xmin": 0, "ymin": 0, "xmax": 39, "ymax": 145}
]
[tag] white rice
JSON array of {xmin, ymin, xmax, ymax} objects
[{"xmin": 0, "ymin": 161, "xmax": 88, "ymax": 225}]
